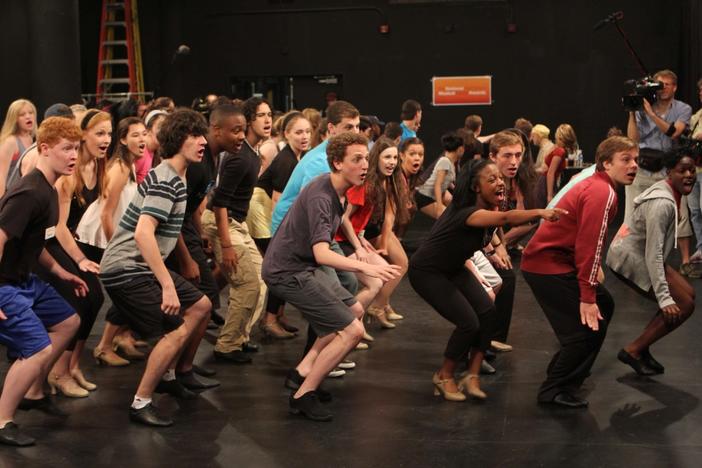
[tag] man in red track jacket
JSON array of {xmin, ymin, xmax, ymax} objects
[{"xmin": 521, "ymin": 136, "xmax": 639, "ymax": 409}]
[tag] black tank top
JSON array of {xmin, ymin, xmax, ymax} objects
[{"xmin": 67, "ymin": 178, "xmax": 100, "ymax": 232}]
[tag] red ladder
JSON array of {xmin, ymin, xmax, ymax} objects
[{"xmin": 96, "ymin": 0, "xmax": 137, "ymax": 99}]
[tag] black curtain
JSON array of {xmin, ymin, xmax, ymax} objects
[{"xmin": 679, "ymin": 0, "xmax": 702, "ymax": 107}]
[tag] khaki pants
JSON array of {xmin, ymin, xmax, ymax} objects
[{"xmin": 202, "ymin": 209, "xmax": 266, "ymax": 352}]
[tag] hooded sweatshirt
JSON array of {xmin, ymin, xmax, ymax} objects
[{"xmin": 606, "ymin": 179, "xmax": 679, "ymax": 309}]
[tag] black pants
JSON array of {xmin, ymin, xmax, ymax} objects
[
  {"xmin": 409, "ymin": 266, "xmax": 496, "ymax": 359},
  {"xmin": 522, "ymin": 271, "xmax": 614, "ymax": 402},
  {"xmin": 165, "ymin": 217, "xmax": 220, "ymax": 310},
  {"xmin": 37, "ymin": 239, "xmax": 104, "ymax": 350},
  {"xmin": 493, "ymin": 266, "xmax": 516, "ymax": 343}
]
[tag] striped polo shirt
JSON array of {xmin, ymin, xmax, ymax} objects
[{"xmin": 100, "ymin": 161, "xmax": 187, "ymax": 287}]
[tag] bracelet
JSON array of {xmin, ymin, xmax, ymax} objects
[{"xmin": 75, "ymin": 256, "xmax": 86, "ymax": 264}]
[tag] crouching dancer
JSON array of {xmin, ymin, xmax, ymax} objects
[
  {"xmin": 99, "ymin": 109, "xmax": 212, "ymax": 427},
  {"xmin": 608, "ymin": 150, "xmax": 696, "ymax": 375},
  {"xmin": 262, "ymin": 133, "xmax": 401, "ymax": 422},
  {"xmin": 0, "ymin": 117, "xmax": 86, "ymax": 446},
  {"xmin": 521, "ymin": 136, "xmax": 638, "ymax": 408}
]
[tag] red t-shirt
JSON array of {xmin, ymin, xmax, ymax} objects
[
  {"xmin": 545, "ymin": 147, "xmax": 566, "ymax": 176},
  {"xmin": 335, "ymin": 184, "xmax": 374, "ymax": 242}
]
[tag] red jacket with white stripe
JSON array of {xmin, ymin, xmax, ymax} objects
[{"xmin": 521, "ymin": 171, "xmax": 617, "ymax": 303}]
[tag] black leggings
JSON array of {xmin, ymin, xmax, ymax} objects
[
  {"xmin": 37, "ymin": 239, "xmax": 104, "ymax": 350},
  {"xmin": 409, "ymin": 266, "xmax": 496, "ymax": 360},
  {"xmin": 493, "ymin": 267, "xmax": 516, "ymax": 342}
]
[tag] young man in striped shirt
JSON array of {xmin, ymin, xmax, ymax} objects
[
  {"xmin": 100, "ymin": 109, "xmax": 212, "ymax": 427},
  {"xmin": 521, "ymin": 136, "xmax": 639, "ymax": 409}
]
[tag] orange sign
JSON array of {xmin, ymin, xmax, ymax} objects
[{"xmin": 432, "ymin": 76, "xmax": 492, "ymax": 106}]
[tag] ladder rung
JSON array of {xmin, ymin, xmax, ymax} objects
[
  {"xmin": 105, "ymin": 21, "xmax": 126, "ymax": 27},
  {"xmin": 99, "ymin": 78, "xmax": 131, "ymax": 85},
  {"xmin": 100, "ymin": 59, "xmax": 130, "ymax": 66},
  {"xmin": 102, "ymin": 40, "xmax": 127, "ymax": 47}
]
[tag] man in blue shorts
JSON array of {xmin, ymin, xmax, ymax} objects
[{"xmin": 0, "ymin": 117, "xmax": 87, "ymax": 446}]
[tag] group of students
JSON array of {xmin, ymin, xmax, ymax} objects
[{"xmin": 0, "ymin": 90, "xmax": 697, "ymax": 444}]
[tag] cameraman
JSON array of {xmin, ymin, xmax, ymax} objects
[{"xmin": 626, "ymin": 69, "xmax": 694, "ymax": 274}]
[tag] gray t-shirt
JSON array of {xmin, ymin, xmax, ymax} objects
[
  {"xmin": 100, "ymin": 161, "xmax": 187, "ymax": 287},
  {"xmin": 262, "ymin": 173, "xmax": 344, "ymax": 282},
  {"xmin": 418, "ymin": 156, "xmax": 456, "ymax": 199}
]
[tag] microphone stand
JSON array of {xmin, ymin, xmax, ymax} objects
[{"xmin": 609, "ymin": 14, "xmax": 650, "ymax": 76}]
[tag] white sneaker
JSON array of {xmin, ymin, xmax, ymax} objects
[
  {"xmin": 690, "ymin": 250, "xmax": 702, "ymax": 263},
  {"xmin": 338, "ymin": 359, "xmax": 356, "ymax": 370},
  {"xmin": 355, "ymin": 342, "xmax": 369, "ymax": 351},
  {"xmin": 328, "ymin": 368, "xmax": 346, "ymax": 378}
]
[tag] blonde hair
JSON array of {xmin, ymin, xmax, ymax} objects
[
  {"xmin": 555, "ymin": 124, "xmax": 578, "ymax": 154},
  {"xmin": 654, "ymin": 69, "xmax": 678, "ymax": 85},
  {"xmin": 0, "ymin": 99, "xmax": 37, "ymax": 143},
  {"xmin": 532, "ymin": 124, "xmax": 550, "ymax": 139}
]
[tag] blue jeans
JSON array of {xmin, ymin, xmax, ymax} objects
[{"xmin": 688, "ymin": 171, "xmax": 702, "ymax": 252}]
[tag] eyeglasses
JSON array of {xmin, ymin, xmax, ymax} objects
[{"xmin": 255, "ymin": 112, "xmax": 273, "ymax": 119}]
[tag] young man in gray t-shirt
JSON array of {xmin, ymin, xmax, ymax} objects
[
  {"xmin": 262, "ymin": 132, "xmax": 401, "ymax": 422},
  {"xmin": 100, "ymin": 109, "xmax": 212, "ymax": 428}
]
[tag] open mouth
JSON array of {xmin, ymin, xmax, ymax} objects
[{"xmin": 495, "ymin": 188, "xmax": 505, "ymax": 202}]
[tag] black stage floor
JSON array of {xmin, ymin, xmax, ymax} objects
[{"xmin": 1, "ymin": 215, "xmax": 701, "ymax": 467}]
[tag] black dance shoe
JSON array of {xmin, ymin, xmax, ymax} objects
[
  {"xmin": 0, "ymin": 422, "xmax": 35, "ymax": 447},
  {"xmin": 284, "ymin": 369, "xmax": 332, "ymax": 402},
  {"xmin": 640, "ymin": 348, "xmax": 664, "ymax": 374},
  {"xmin": 549, "ymin": 392, "xmax": 589, "ymax": 408},
  {"xmin": 242, "ymin": 342, "xmax": 259, "ymax": 353},
  {"xmin": 289, "ymin": 392, "xmax": 333, "ymax": 422},
  {"xmin": 213, "ymin": 350, "xmax": 252, "ymax": 364},
  {"xmin": 129, "ymin": 403, "xmax": 173, "ymax": 427},
  {"xmin": 155, "ymin": 379, "xmax": 198, "ymax": 400},
  {"xmin": 18, "ymin": 396, "xmax": 67, "ymax": 418},
  {"xmin": 617, "ymin": 349, "xmax": 657, "ymax": 376},
  {"xmin": 176, "ymin": 371, "xmax": 220, "ymax": 390},
  {"xmin": 480, "ymin": 360, "xmax": 496, "ymax": 375},
  {"xmin": 192, "ymin": 364, "xmax": 217, "ymax": 377}
]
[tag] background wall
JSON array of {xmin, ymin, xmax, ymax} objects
[
  {"xmin": 2, "ymin": 0, "xmax": 700, "ymax": 161},
  {"xmin": 0, "ymin": 0, "xmax": 82, "ymax": 118}
]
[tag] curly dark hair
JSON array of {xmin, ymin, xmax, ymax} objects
[
  {"xmin": 242, "ymin": 96, "xmax": 270, "ymax": 123},
  {"xmin": 326, "ymin": 132, "xmax": 369, "ymax": 171},
  {"xmin": 157, "ymin": 108, "xmax": 208, "ymax": 158}
]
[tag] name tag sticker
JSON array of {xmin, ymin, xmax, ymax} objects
[{"xmin": 45, "ymin": 226, "xmax": 56, "ymax": 240}]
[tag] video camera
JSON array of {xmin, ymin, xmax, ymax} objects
[{"xmin": 622, "ymin": 77, "xmax": 663, "ymax": 112}]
